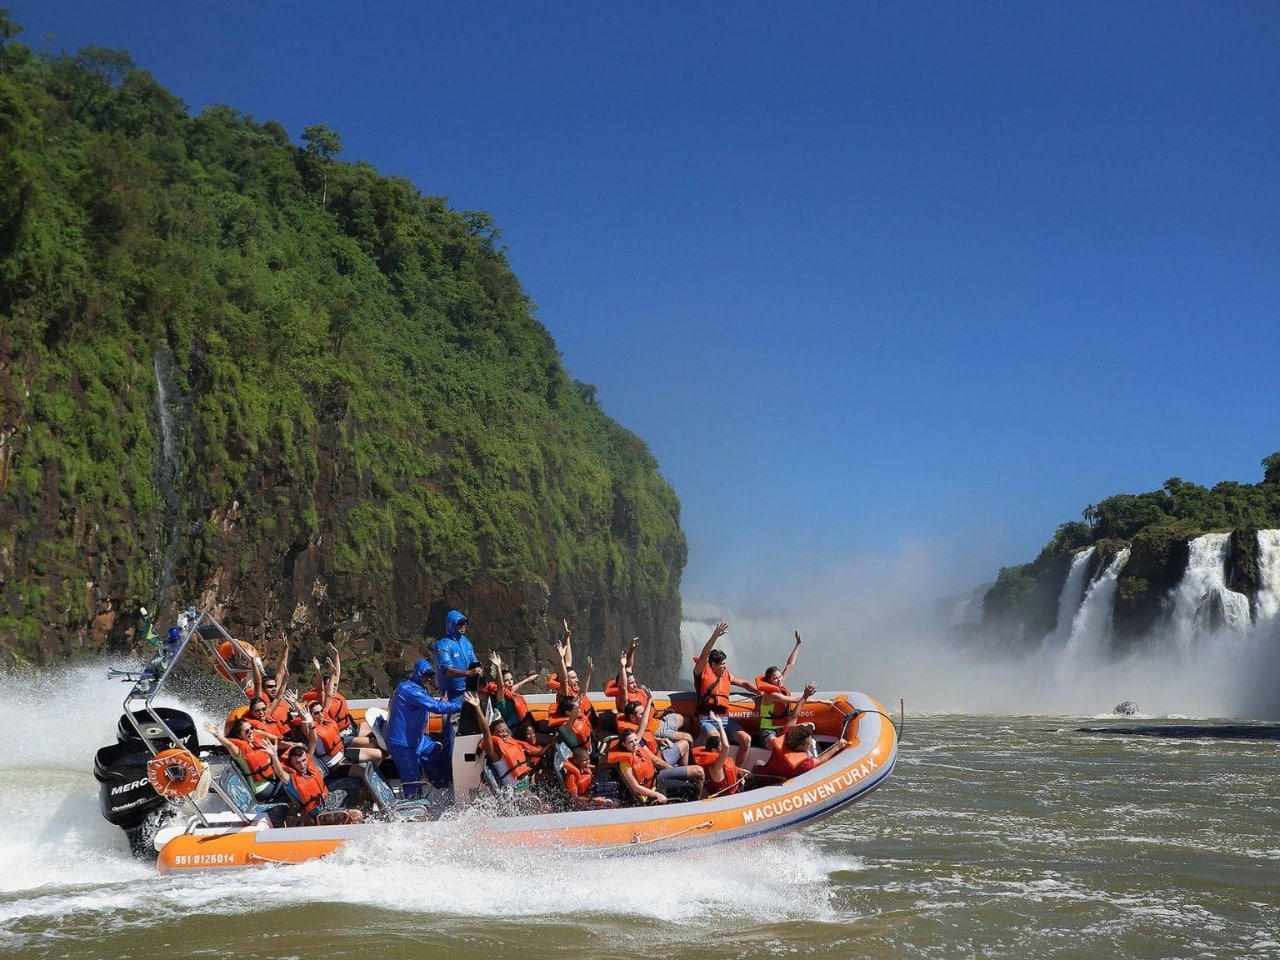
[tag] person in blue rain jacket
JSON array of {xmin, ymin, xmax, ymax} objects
[{"xmin": 382, "ymin": 658, "xmax": 460, "ymax": 797}]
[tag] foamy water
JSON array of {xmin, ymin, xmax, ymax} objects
[{"xmin": 2, "ymin": 669, "xmax": 1277, "ymax": 960}]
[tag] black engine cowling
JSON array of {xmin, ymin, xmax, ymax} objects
[{"xmin": 94, "ymin": 708, "xmax": 197, "ymax": 831}]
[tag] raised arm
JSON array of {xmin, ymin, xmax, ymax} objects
[
  {"xmin": 559, "ymin": 618, "xmax": 573, "ymax": 669},
  {"xmin": 463, "ymin": 692, "xmax": 497, "ymax": 761},
  {"xmin": 614, "ymin": 651, "xmax": 629, "ymax": 711},
  {"xmin": 580, "ymin": 655, "xmax": 594, "ymax": 698},
  {"xmin": 694, "ymin": 622, "xmax": 729, "ymax": 679},
  {"xmin": 489, "ymin": 652, "xmax": 509, "ymax": 707},
  {"xmin": 554, "ymin": 634, "xmax": 571, "ymax": 693},
  {"xmin": 780, "ymin": 683, "xmax": 818, "ymax": 731},
  {"xmin": 312, "ymin": 656, "xmax": 328, "ymax": 708},
  {"xmin": 273, "ymin": 640, "xmax": 291, "ymax": 690},
  {"xmin": 262, "ymin": 738, "xmax": 289, "ymax": 783},
  {"xmin": 779, "ymin": 631, "xmax": 803, "ymax": 684},
  {"xmin": 203, "ymin": 721, "xmax": 243, "ymax": 760},
  {"xmin": 287, "ymin": 694, "xmax": 318, "ymax": 756},
  {"xmin": 509, "ymin": 673, "xmax": 538, "ymax": 693},
  {"xmin": 327, "ymin": 642, "xmax": 342, "ymax": 691},
  {"xmin": 625, "ymin": 636, "xmax": 638, "ymax": 671}
]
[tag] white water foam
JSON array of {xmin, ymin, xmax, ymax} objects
[{"xmin": 0, "ymin": 661, "xmax": 849, "ymax": 938}]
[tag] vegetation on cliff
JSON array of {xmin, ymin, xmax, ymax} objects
[
  {"xmin": 980, "ymin": 454, "xmax": 1280, "ymax": 646},
  {"xmin": 0, "ymin": 18, "xmax": 687, "ymax": 688}
]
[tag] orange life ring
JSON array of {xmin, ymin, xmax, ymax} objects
[
  {"xmin": 216, "ymin": 639, "xmax": 260, "ymax": 687},
  {"xmin": 147, "ymin": 748, "xmax": 203, "ymax": 799}
]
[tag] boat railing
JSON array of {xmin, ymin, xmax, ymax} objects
[{"xmin": 110, "ymin": 608, "xmax": 258, "ymax": 827}]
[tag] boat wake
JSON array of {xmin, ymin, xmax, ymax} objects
[{"xmin": 0, "ymin": 663, "xmax": 854, "ymax": 945}]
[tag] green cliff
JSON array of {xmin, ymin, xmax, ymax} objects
[{"xmin": 0, "ymin": 22, "xmax": 687, "ymax": 691}]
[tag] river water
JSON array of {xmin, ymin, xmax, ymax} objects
[{"xmin": 1, "ymin": 665, "xmax": 1277, "ymax": 960}]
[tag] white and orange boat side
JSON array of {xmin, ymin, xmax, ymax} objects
[{"xmin": 154, "ymin": 691, "xmax": 897, "ymax": 873}]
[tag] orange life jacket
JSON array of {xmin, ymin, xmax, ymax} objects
[
  {"xmin": 553, "ymin": 712, "xmax": 593, "ymax": 750},
  {"xmin": 695, "ymin": 661, "xmax": 731, "ymax": 715},
  {"xmin": 562, "ymin": 760, "xmax": 594, "ymax": 798},
  {"xmin": 306, "ymin": 714, "xmax": 344, "ymax": 762},
  {"xmin": 490, "ymin": 736, "xmax": 533, "ymax": 786},
  {"xmin": 759, "ymin": 736, "xmax": 815, "ymax": 781},
  {"xmin": 608, "ymin": 747, "xmax": 656, "ymax": 790},
  {"xmin": 755, "ymin": 677, "xmax": 794, "ymax": 730},
  {"xmin": 229, "ymin": 736, "xmax": 275, "ymax": 783},
  {"xmin": 288, "ymin": 758, "xmax": 329, "ymax": 816},
  {"xmin": 692, "ymin": 746, "xmax": 740, "ymax": 794},
  {"xmin": 325, "ymin": 692, "xmax": 351, "ymax": 731}
]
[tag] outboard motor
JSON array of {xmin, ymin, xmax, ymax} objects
[
  {"xmin": 93, "ymin": 708, "xmax": 197, "ymax": 856},
  {"xmin": 116, "ymin": 707, "xmax": 198, "ymax": 753}
]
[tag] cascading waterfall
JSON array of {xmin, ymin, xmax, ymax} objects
[
  {"xmin": 1064, "ymin": 547, "xmax": 1130, "ymax": 656},
  {"xmin": 1256, "ymin": 530, "xmax": 1280, "ymax": 622},
  {"xmin": 152, "ymin": 347, "xmax": 183, "ymax": 606},
  {"xmin": 1166, "ymin": 532, "xmax": 1252, "ymax": 648},
  {"xmin": 1043, "ymin": 547, "xmax": 1095, "ymax": 647}
]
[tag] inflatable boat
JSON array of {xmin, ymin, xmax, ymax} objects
[{"xmin": 94, "ymin": 610, "xmax": 899, "ymax": 873}]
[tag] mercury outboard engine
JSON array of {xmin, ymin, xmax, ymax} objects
[{"xmin": 93, "ymin": 708, "xmax": 197, "ymax": 856}]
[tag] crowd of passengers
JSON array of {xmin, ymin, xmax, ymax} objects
[{"xmin": 203, "ymin": 611, "xmax": 852, "ymax": 823}]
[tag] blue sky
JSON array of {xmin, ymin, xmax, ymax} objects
[{"xmin": 13, "ymin": 2, "xmax": 1280, "ymax": 613}]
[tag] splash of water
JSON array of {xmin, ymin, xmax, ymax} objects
[{"xmin": 0, "ymin": 662, "xmax": 849, "ymax": 932}]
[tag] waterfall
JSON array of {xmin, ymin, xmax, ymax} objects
[
  {"xmin": 1166, "ymin": 533, "xmax": 1252, "ymax": 647},
  {"xmin": 1064, "ymin": 547, "xmax": 1130, "ymax": 655},
  {"xmin": 1043, "ymin": 547, "xmax": 1095, "ymax": 647},
  {"xmin": 1256, "ymin": 530, "xmax": 1280, "ymax": 622},
  {"xmin": 152, "ymin": 347, "xmax": 183, "ymax": 606}
]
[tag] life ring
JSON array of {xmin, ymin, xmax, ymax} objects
[
  {"xmin": 216, "ymin": 639, "xmax": 260, "ymax": 688},
  {"xmin": 147, "ymin": 749, "xmax": 204, "ymax": 799}
]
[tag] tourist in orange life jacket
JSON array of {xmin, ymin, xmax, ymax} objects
[
  {"xmin": 549, "ymin": 634, "xmax": 595, "ymax": 726},
  {"xmin": 302, "ymin": 644, "xmax": 355, "ymax": 739},
  {"xmin": 486, "ymin": 651, "xmax": 535, "ymax": 731},
  {"xmin": 692, "ymin": 713, "xmax": 741, "ymax": 796},
  {"xmin": 247, "ymin": 639, "xmax": 289, "ymax": 700},
  {"xmin": 264, "ymin": 739, "xmax": 365, "ymax": 826},
  {"xmin": 616, "ymin": 699, "xmax": 704, "ymax": 802},
  {"xmin": 616, "ymin": 699, "xmax": 689, "ymax": 767},
  {"xmin": 563, "ymin": 746, "xmax": 617, "ymax": 808},
  {"xmin": 295, "ymin": 695, "xmax": 346, "ymax": 776},
  {"xmin": 606, "ymin": 638, "xmax": 651, "ymax": 714},
  {"xmin": 463, "ymin": 691, "xmax": 535, "ymax": 791},
  {"xmin": 756, "ymin": 688, "xmax": 848, "ymax": 783},
  {"xmin": 549, "ymin": 694, "xmax": 594, "ymax": 752},
  {"xmin": 245, "ymin": 696, "xmax": 292, "ymax": 739},
  {"xmin": 203, "ymin": 719, "xmax": 290, "ymax": 803},
  {"xmin": 692, "ymin": 621, "xmax": 759, "ymax": 769}
]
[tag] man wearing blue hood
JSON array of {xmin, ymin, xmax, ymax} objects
[
  {"xmin": 434, "ymin": 610, "xmax": 482, "ymax": 701},
  {"xmin": 434, "ymin": 610, "xmax": 483, "ymax": 761},
  {"xmin": 383, "ymin": 658, "xmax": 461, "ymax": 797}
]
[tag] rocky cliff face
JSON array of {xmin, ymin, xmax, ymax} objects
[{"xmin": 0, "ymin": 38, "xmax": 688, "ymax": 691}]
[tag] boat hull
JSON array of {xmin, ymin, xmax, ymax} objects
[{"xmin": 155, "ymin": 691, "xmax": 897, "ymax": 873}]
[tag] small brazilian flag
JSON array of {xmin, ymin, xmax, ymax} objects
[{"xmin": 145, "ymin": 623, "xmax": 160, "ymax": 646}]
